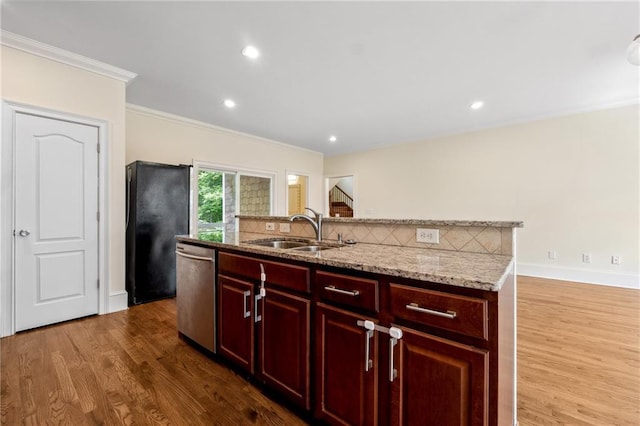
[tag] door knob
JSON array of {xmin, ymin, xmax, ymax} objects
[{"xmin": 18, "ymin": 229, "xmax": 30, "ymax": 237}]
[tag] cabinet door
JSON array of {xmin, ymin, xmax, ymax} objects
[
  {"xmin": 257, "ymin": 288, "xmax": 311, "ymax": 410},
  {"xmin": 315, "ymin": 303, "xmax": 378, "ymax": 425},
  {"xmin": 391, "ymin": 327, "xmax": 488, "ymax": 426},
  {"xmin": 217, "ymin": 274, "xmax": 254, "ymax": 374}
]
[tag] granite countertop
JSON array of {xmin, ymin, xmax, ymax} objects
[
  {"xmin": 235, "ymin": 215, "xmax": 524, "ymax": 228},
  {"xmin": 176, "ymin": 234, "xmax": 514, "ymax": 292}
]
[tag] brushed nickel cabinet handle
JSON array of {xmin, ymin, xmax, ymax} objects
[
  {"xmin": 243, "ymin": 290, "xmax": 251, "ymax": 318},
  {"xmin": 406, "ymin": 303, "xmax": 457, "ymax": 319},
  {"xmin": 357, "ymin": 320, "xmax": 376, "ymax": 372},
  {"xmin": 324, "ymin": 285, "xmax": 360, "ymax": 297},
  {"xmin": 254, "ymin": 294, "xmax": 262, "ymax": 323},
  {"xmin": 388, "ymin": 327, "xmax": 403, "ymax": 382}
]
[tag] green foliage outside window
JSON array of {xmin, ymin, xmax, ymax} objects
[
  {"xmin": 197, "ymin": 170, "xmax": 224, "ymax": 242},
  {"xmin": 198, "ymin": 170, "xmax": 223, "ymax": 224},
  {"xmin": 197, "ymin": 229, "xmax": 223, "ymax": 242}
]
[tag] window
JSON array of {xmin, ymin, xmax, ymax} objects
[{"xmin": 193, "ymin": 162, "xmax": 274, "ymax": 241}]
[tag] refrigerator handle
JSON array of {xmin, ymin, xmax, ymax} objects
[{"xmin": 125, "ymin": 167, "xmax": 132, "ymax": 229}]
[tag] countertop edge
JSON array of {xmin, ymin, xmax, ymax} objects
[{"xmin": 235, "ymin": 215, "xmax": 524, "ymax": 228}]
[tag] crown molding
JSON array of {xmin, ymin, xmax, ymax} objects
[
  {"xmin": 126, "ymin": 103, "xmax": 324, "ymax": 156},
  {"xmin": 1, "ymin": 30, "xmax": 137, "ymax": 84}
]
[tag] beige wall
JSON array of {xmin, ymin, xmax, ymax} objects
[
  {"xmin": 125, "ymin": 106, "xmax": 325, "ymax": 216},
  {"xmin": 1, "ymin": 46, "xmax": 128, "ymax": 295},
  {"xmin": 324, "ymin": 105, "xmax": 640, "ymax": 288}
]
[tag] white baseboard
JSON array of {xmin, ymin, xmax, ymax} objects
[
  {"xmin": 518, "ymin": 263, "xmax": 639, "ymax": 290},
  {"xmin": 108, "ymin": 291, "xmax": 129, "ymax": 313}
]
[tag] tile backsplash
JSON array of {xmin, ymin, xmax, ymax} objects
[{"xmin": 239, "ymin": 217, "xmax": 515, "ymax": 256}]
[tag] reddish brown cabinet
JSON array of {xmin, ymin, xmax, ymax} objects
[
  {"xmin": 316, "ymin": 270, "xmax": 379, "ymax": 313},
  {"xmin": 386, "ymin": 281, "xmax": 496, "ymax": 425},
  {"xmin": 213, "ymin": 249, "xmax": 513, "ymax": 426},
  {"xmin": 218, "ymin": 251, "xmax": 310, "ymax": 293},
  {"xmin": 315, "ymin": 303, "xmax": 379, "ymax": 425},
  {"xmin": 217, "ymin": 252, "xmax": 311, "ymax": 410},
  {"xmin": 391, "ymin": 326, "xmax": 488, "ymax": 426},
  {"xmin": 217, "ymin": 274, "xmax": 255, "ymax": 374},
  {"xmin": 257, "ymin": 287, "xmax": 311, "ymax": 410},
  {"xmin": 314, "ymin": 276, "xmax": 498, "ymax": 426},
  {"xmin": 389, "ymin": 283, "xmax": 488, "ymax": 340}
]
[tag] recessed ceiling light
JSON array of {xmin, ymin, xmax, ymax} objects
[
  {"xmin": 223, "ymin": 99, "xmax": 236, "ymax": 109},
  {"xmin": 329, "ymin": 135, "xmax": 337, "ymax": 143},
  {"xmin": 470, "ymin": 101, "xmax": 484, "ymax": 110},
  {"xmin": 241, "ymin": 45, "xmax": 260, "ymax": 59}
]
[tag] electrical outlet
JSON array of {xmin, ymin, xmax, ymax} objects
[
  {"xmin": 279, "ymin": 223, "xmax": 291, "ymax": 233},
  {"xmin": 611, "ymin": 255, "xmax": 622, "ymax": 265},
  {"xmin": 548, "ymin": 251, "xmax": 557, "ymax": 260},
  {"xmin": 582, "ymin": 253, "xmax": 591, "ymax": 263},
  {"xmin": 265, "ymin": 222, "xmax": 276, "ymax": 231},
  {"xmin": 416, "ymin": 228, "xmax": 439, "ymax": 244}
]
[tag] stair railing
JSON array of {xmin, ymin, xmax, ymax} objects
[{"xmin": 329, "ymin": 185, "xmax": 354, "ymax": 217}]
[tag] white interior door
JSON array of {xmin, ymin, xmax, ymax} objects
[{"xmin": 14, "ymin": 112, "xmax": 99, "ymax": 332}]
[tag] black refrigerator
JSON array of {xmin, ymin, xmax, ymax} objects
[{"xmin": 125, "ymin": 161, "xmax": 190, "ymax": 305}]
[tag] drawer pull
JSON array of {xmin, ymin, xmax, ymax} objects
[
  {"xmin": 406, "ymin": 303, "xmax": 457, "ymax": 319},
  {"xmin": 324, "ymin": 285, "xmax": 360, "ymax": 297}
]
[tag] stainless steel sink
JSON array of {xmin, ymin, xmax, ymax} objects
[
  {"xmin": 247, "ymin": 239, "xmax": 309, "ymax": 249},
  {"xmin": 244, "ymin": 238, "xmax": 341, "ymax": 252},
  {"xmin": 290, "ymin": 245, "xmax": 334, "ymax": 252}
]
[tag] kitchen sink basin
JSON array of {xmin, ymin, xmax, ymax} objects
[
  {"xmin": 247, "ymin": 239, "xmax": 309, "ymax": 249},
  {"xmin": 290, "ymin": 245, "xmax": 334, "ymax": 252},
  {"xmin": 244, "ymin": 238, "xmax": 341, "ymax": 252}
]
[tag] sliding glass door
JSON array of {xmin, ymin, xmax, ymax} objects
[
  {"xmin": 194, "ymin": 163, "xmax": 274, "ymax": 241},
  {"xmin": 196, "ymin": 169, "xmax": 236, "ymax": 241}
]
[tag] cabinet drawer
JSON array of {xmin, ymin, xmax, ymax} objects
[
  {"xmin": 389, "ymin": 283, "xmax": 487, "ymax": 340},
  {"xmin": 219, "ymin": 252, "xmax": 310, "ymax": 294},
  {"xmin": 316, "ymin": 271, "xmax": 378, "ymax": 312}
]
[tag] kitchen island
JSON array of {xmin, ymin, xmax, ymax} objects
[
  {"xmin": 178, "ymin": 233, "xmax": 513, "ymax": 291},
  {"xmin": 177, "ymin": 217, "xmax": 522, "ymax": 426}
]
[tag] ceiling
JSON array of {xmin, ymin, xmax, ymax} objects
[{"xmin": 2, "ymin": 1, "xmax": 638, "ymax": 156}]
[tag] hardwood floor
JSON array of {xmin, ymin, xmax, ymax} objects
[
  {"xmin": 1, "ymin": 277, "xmax": 638, "ymax": 425},
  {"xmin": 0, "ymin": 299, "xmax": 306, "ymax": 425},
  {"xmin": 517, "ymin": 276, "xmax": 640, "ymax": 426}
]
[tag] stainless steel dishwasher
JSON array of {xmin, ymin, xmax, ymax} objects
[{"xmin": 176, "ymin": 242, "xmax": 216, "ymax": 353}]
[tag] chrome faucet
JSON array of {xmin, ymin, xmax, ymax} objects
[{"xmin": 290, "ymin": 207, "xmax": 323, "ymax": 242}]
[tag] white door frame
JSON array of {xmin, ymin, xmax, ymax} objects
[{"xmin": 1, "ymin": 101, "xmax": 110, "ymax": 337}]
